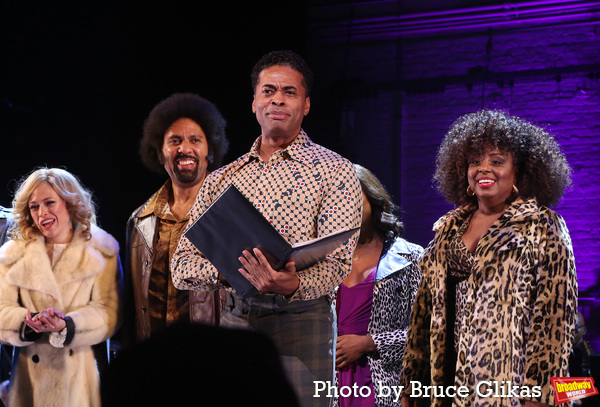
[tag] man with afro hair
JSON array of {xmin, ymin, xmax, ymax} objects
[{"xmin": 121, "ymin": 93, "xmax": 229, "ymax": 348}]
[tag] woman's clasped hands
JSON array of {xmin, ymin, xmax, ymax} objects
[{"xmin": 23, "ymin": 307, "xmax": 67, "ymax": 333}]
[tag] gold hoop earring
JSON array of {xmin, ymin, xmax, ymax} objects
[
  {"xmin": 466, "ymin": 185, "xmax": 475, "ymax": 197},
  {"xmin": 512, "ymin": 184, "xmax": 519, "ymax": 196}
]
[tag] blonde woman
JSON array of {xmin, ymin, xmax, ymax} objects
[{"xmin": 0, "ymin": 168, "xmax": 121, "ymax": 407}]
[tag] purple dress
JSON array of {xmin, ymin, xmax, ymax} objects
[{"xmin": 336, "ymin": 268, "xmax": 376, "ymax": 407}]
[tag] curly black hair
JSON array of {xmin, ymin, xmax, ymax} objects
[
  {"xmin": 139, "ymin": 93, "xmax": 229, "ymax": 174},
  {"xmin": 434, "ymin": 109, "xmax": 572, "ymax": 207},
  {"xmin": 250, "ymin": 50, "xmax": 313, "ymax": 96},
  {"xmin": 354, "ymin": 164, "xmax": 404, "ymax": 249}
]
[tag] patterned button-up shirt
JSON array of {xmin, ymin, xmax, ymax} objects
[{"xmin": 171, "ymin": 130, "xmax": 362, "ymax": 300}]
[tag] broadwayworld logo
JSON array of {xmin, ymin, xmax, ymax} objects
[{"xmin": 551, "ymin": 377, "xmax": 598, "ymax": 404}]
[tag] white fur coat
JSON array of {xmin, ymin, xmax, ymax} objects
[{"xmin": 0, "ymin": 224, "xmax": 121, "ymax": 407}]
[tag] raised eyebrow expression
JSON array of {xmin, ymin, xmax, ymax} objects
[{"xmin": 261, "ymin": 84, "xmax": 298, "ymax": 94}]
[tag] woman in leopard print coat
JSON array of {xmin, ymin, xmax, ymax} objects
[{"xmin": 400, "ymin": 110, "xmax": 577, "ymax": 407}]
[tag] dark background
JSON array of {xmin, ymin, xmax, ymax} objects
[{"xmin": 0, "ymin": 0, "xmax": 311, "ymax": 247}]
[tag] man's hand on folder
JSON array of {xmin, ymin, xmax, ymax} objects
[{"xmin": 238, "ymin": 248, "xmax": 300, "ymax": 297}]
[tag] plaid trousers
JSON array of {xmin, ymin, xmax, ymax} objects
[{"xmin": 222, "ymin": 292, "xmax": 335, "ymax": 407}]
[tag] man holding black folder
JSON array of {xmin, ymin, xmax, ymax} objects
[{"xmin": 171, "ymin": 50, "xmax": 362, "ymax": 407}]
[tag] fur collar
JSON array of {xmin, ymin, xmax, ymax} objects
[
  {"xmin": 432, "ymin": 197, "xmax": 540, "ymax": 234},
  {"xmin": 0, "ymin": 224, "xmax": 118, "ymax": 303},
  {"xmin": 0, "ymin": 224, "xmax": 118, "ymax": 264},
  {"xmin": 429, "ymin": 197, "xmax": 543, "ymax": 256}
]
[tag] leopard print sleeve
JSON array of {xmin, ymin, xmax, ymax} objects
[
  {"xmin": 399, "ymin": 262, "xmax": 433, "ymax": 394},
  {"xmin": 523, "ymin": 208, "xmax": 577, "ymax": 405},
  {"xmin": 370, "ymin": 247, "xmax": 422, "ymax": 364}
]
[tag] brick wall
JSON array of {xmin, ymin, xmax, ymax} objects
[{"xmin": 307, "ymin": 3, "xmax": 600, "ymax": 350}]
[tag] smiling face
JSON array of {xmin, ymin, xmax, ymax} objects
[
  {"xmin": 467, "ymin": 148, "xmax": 516, "ymax": 208},
  {"xmin": 252, "ymin": 65, "xmax": 310, "ymax": 141},
  {"xmin": 28, "ymin": 182, "xmax": 73, "ymax": 244},
  {"xmin": 161, "ymin": 117, "xmax": 210, "ymax": 188}
]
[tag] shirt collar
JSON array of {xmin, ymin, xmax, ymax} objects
[
  {"xmin": 137, "ymin": 180, "xmax": 184, "ymax": 221},
  {"xmin": 244, "ymin": 129, "xmax": 316, "ymax": 167}
]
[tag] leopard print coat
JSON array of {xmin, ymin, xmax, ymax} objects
[
  {"xmin": 368, "ymin": 238, "xmax": 422, "ymax": 406},
  {"xmin": 400, "ymin": 198, "xmax": 577, "ymax": 407}
]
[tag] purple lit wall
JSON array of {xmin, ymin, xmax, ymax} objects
[{"xmin": 307, "ymin": 1, "xmax": 600, "ymax": 350}]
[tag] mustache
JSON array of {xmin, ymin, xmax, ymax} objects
[{"xmin": 174, "ymin": 153, "xmax": 198, "ymax": 162}]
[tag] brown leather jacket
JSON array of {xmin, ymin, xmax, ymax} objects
[{"xmin": 122, "ymin": 192, "xmax": 225, "ymax": 348}]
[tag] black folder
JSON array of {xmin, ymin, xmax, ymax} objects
[{"xmin": 183, "ymin": 184, "xmax": 359, "ymax": 299}]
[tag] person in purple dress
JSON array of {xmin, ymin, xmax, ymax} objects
[{"xmin": 335, "ymin": 165, "xmax": 422, "ymax": 407}]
